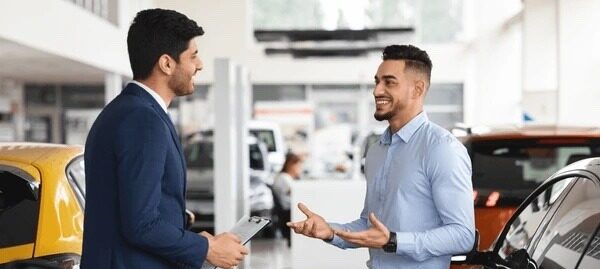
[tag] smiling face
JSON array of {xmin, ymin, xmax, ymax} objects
[
  {"xmin": 373, "ymin": 60, "xmax": 420, "ymax": 122},
  {"xmin": 168, "ymin": 38, "xmax": 203, "ymax": 96}
]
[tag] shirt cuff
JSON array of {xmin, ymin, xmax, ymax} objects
[
  {"xmin": 396, "ymin": 232, "xmax": 416, "ymax": 255},
  {"xmin": 325, "ymin": 223, "xmax": 349, "ymax": 248}
]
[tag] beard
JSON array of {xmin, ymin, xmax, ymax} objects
[
  {"xmin": 374, "ymin": 111, "xmax": 393, "ymax": 121},
  {"xmin": 168, "ymin": 68, "xmax": 194, "ymax": 96}
]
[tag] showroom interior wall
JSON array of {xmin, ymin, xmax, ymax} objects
[{"xmin": 557, "ymin": 0, "xmax": 600, "ymax": 126}]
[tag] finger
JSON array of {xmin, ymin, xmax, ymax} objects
[
  {"xmin": 291, "ymin": 222, "xmax": 305, "ymax": 234},
  {"xmin": 240, "ymin": 246, "xmax": 249, "ymax": 255},
  {"xmin": 200, "ymin": 231, "xmax": 214, "ymax": 239},
  {"xmin": 369, "ymin": 213, "xmax": 387, "ymax": 231},
  {"xmin": 298, "ymin": 203, "xmax": 314, "ymax": 218},
  {"xmin": 302, "ymin": 221, "xmax": 314, "ymax": 235},
  {"xmin": 287, "ymin": 221, "xmax": 301, "ymax": 228}
]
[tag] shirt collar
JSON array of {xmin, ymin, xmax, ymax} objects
[
  {"xmin": 379, "ymin": 112, "xmax": 429, "ymax": 145},
  {"xmin": 128, "ymin": 81, "xmax": 168, "ymax": 113}
]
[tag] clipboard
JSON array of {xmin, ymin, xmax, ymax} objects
[{"xmin": 201, "ymin": 215, "xmax": 271, "ymax": 269}]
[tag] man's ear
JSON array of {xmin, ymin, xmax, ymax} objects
[
  {"xmin": 413, "ymin": 79, "xmax": 426, "ymax": 99},
  {"xmin": 157, "ymin": 54, "xmax": 174, "ymax": 75}
]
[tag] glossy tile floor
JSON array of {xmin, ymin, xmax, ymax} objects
[{"xmin": 249, "ymin": 238, "xmax": 291, "ymax": 269}]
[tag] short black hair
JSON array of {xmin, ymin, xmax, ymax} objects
[
  {"xmin": 127, "ymin": 8, "xmax": 204, "ymax": 80},
  {"xmin": 382, "ymin": 45, "xmax": 432, "ymax": 84}
]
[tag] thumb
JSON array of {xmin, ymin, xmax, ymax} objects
[
  {"xmin": 369, "ymin": 212, "xmax": 387, "ymax": 231},
  {"xmin": 298, "ymin": 203, "xmax": 314, "ymax": 218}
]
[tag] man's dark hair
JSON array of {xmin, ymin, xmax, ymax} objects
[
  {"xmin": 382, "ymin": 45, "xmax": 432, "ymax": 84},
  {"xmin": 127, "ymin": 8, "xmax": 204, "ymax": 80}
]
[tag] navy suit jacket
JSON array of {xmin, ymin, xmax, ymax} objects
[{"xmin": 81, "ymin": 83, "xmax": 208, "ymax": 269}]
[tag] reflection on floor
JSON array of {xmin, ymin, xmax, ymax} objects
[{"xmin": 250, "ymin": 238, "xmax": 291, "ymax": 269}]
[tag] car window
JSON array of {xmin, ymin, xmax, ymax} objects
[
  {"xmin": 249, "ymin": 129, "xmax": 277, "ymax": 152},
  {"xmin": 529, "ymin": 177, "xmax": 600, "ymax": 269},
  {"xmin": 497, "ymin": 177, "xmax": 577, "ymax": 260},
  {"xmin": 580, "ymin": 231, "xmax": 600, "ymax": 269},
  {"xmin": 0, "ymin": 170, "xmax": 39, "ymax": 248},
  {"xmin": 185, "ymin": 141, "xmax": 214, "ymax": 170},
  {"xmin": 66, "ymin": 156, "xmax": 86, "ymax": 208},
  {"xmin": 471, "ymin": 140, "xmax": 596, "ymax": 206},
  {"xmin": 249, "ymin": 143, "xmax": 265, "ymax": 170}
]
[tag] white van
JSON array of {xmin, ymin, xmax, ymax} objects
[{"xmin": 248, "ymin": 120, "xmax": 287, "ymax": 175}]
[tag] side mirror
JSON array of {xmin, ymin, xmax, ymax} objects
[
  {"xmin": 451, "ymin": 230, "xmax": 509, "ymax": 268},
  {"xmin": 451, "ymin": 230, "xmax": 480, "ymax": 264}
]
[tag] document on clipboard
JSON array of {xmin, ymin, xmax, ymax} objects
[{"xmin": 201, "ymin": 216, "xmax": 271, "ymax": 269}]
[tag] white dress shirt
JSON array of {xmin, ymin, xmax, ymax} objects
[{"xmin": 129, "ymin": 80, "xmax": 168, "ymax": 113}]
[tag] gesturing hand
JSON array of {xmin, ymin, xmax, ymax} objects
[
  {"xmin": 286, "ymin": 203, "xmax": 334, "ymax": 240},
  {"xmin": 202, "ymin": 231, "xmax": 249, "ymax": 269},
  {"xmin": 334, "ymin": 213, "xmax": 390, "ymax": 248}
]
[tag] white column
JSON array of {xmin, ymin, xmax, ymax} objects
[
  {"xmin": 235, "ymin": 65, "xmax": 251, "ymax": 220},
  {"xmin": 214, "ymin": 58, "xmax": 239, "ymax": 234},
  {"xmin": 104, "ymin": 73, "xmax": 122, "ymax": 105},
  {"xmin": 234, "ymin": 64, "xmax": 251, "ymax": 269}
]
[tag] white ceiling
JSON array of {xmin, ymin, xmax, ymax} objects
[{"xmin": 0, "ymin": 38, "xmax": 108, "ymax": 84}]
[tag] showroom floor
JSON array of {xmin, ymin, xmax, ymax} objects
[{"xmin": 250, "ymin": 238, "xmax": 291, "ymax": 269}]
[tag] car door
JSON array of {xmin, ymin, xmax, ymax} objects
[
  {"xmin": 526, "ymin": 176, "xmax": 600, "ymax": 268},
  {"xmin": 494, "ymin": 175, "xmax": 578, "ymax": 266}
]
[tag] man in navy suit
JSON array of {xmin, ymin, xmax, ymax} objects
[{"xmin": 81, "ymin": 9, "xmax": 248, "ymax": 269}]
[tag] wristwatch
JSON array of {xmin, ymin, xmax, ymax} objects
[{"xmin": 382, "ymin": 231, "xmax": 397, "ymax": 253}]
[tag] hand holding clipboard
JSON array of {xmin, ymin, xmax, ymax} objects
[{"xmin": 202, "ymin": 216, "xmax": 271, "ymax": 269}]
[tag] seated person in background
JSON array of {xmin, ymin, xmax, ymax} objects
[{"xmin": 272, "ymin": 153, "xmax": 304, "ymax": 245}]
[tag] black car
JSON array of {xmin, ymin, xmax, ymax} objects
[{"xmin": 453, "ymin": 157, "xmax": 600, "ymax": 269}]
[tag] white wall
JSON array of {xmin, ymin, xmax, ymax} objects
[
  {"xmin": 0, "ymin": 0, "xmax": 130, "ymax": 76},
  {"xmin": 557, "ymin": 0, "xmax": 600, "ymax": 126},
  {"xmin": 290, "ymin": 180, "xmax": 368, "ymax": 269},
  {"xmin": 463, "ymin": 0, "xmax": 523, "ymax": 126}
]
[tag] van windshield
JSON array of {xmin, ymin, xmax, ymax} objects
[{"xmin": 249, "ymin": 129, "xmax": 276, "ymax": 152}]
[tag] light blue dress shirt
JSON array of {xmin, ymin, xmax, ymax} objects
[{"xmin": 329, "ymin": 112, "xmax": 475, "ymax": 269}]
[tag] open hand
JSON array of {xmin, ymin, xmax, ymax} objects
[
  {"xmin": 202, "ymin": 232, "xmax": 248, "ymax": 269},
  {"xmin": 334, "ymin": 213, "xmax": 390, "ymax": 248},
  {"xmin": 286, "ymin": 203, "xmax": 334, "ymax": 240}
]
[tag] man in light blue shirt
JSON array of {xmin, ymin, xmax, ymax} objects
[{"xmin": 288, "ymin": 45, "xmax": 475, "ymax": 269}]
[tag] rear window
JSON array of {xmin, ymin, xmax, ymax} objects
[
  {"xmin": 66, "ymin": 156, "xmax": 86, "ymax": 208},
  {"xmin": 0, "ymin": 170, "xmax": 39, "ymax": 248},
  {"xmin": 469, "ymin": 139, "xmax": 600, "ymax": 206},
  {"xmin": 185, "ymin": 141, "xmax": 214, "ymax": 170}
]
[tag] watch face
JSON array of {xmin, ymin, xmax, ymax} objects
[{"xmin": 383, "ymin": 243, "xmax": 396, "ymax": 253}]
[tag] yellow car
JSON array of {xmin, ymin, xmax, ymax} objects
[{"xmin": 0, "ymin": 143, "xmax": 84, "ymax": 268}]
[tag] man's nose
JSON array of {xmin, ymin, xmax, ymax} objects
[{"xmin": 373, "ymin": 83, "xmax": 384, "ymax": 97}]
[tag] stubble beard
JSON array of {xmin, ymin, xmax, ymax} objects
[{"xmin": 169, "ymin": 69, "xmax": 194, "ymax": 97}]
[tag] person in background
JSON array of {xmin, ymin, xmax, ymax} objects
[{"xmin": 272, "ymin": 152, "xmax": 303, "ymax": 246}]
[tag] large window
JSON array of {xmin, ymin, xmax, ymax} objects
[{"xmin": 253, "ymin": 0, "xmax": 463, "ymax": 43}]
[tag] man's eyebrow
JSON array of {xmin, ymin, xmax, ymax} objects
[{"xmin": 381, "ymin": 75, "xmax": 397, "ymax": 80}]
